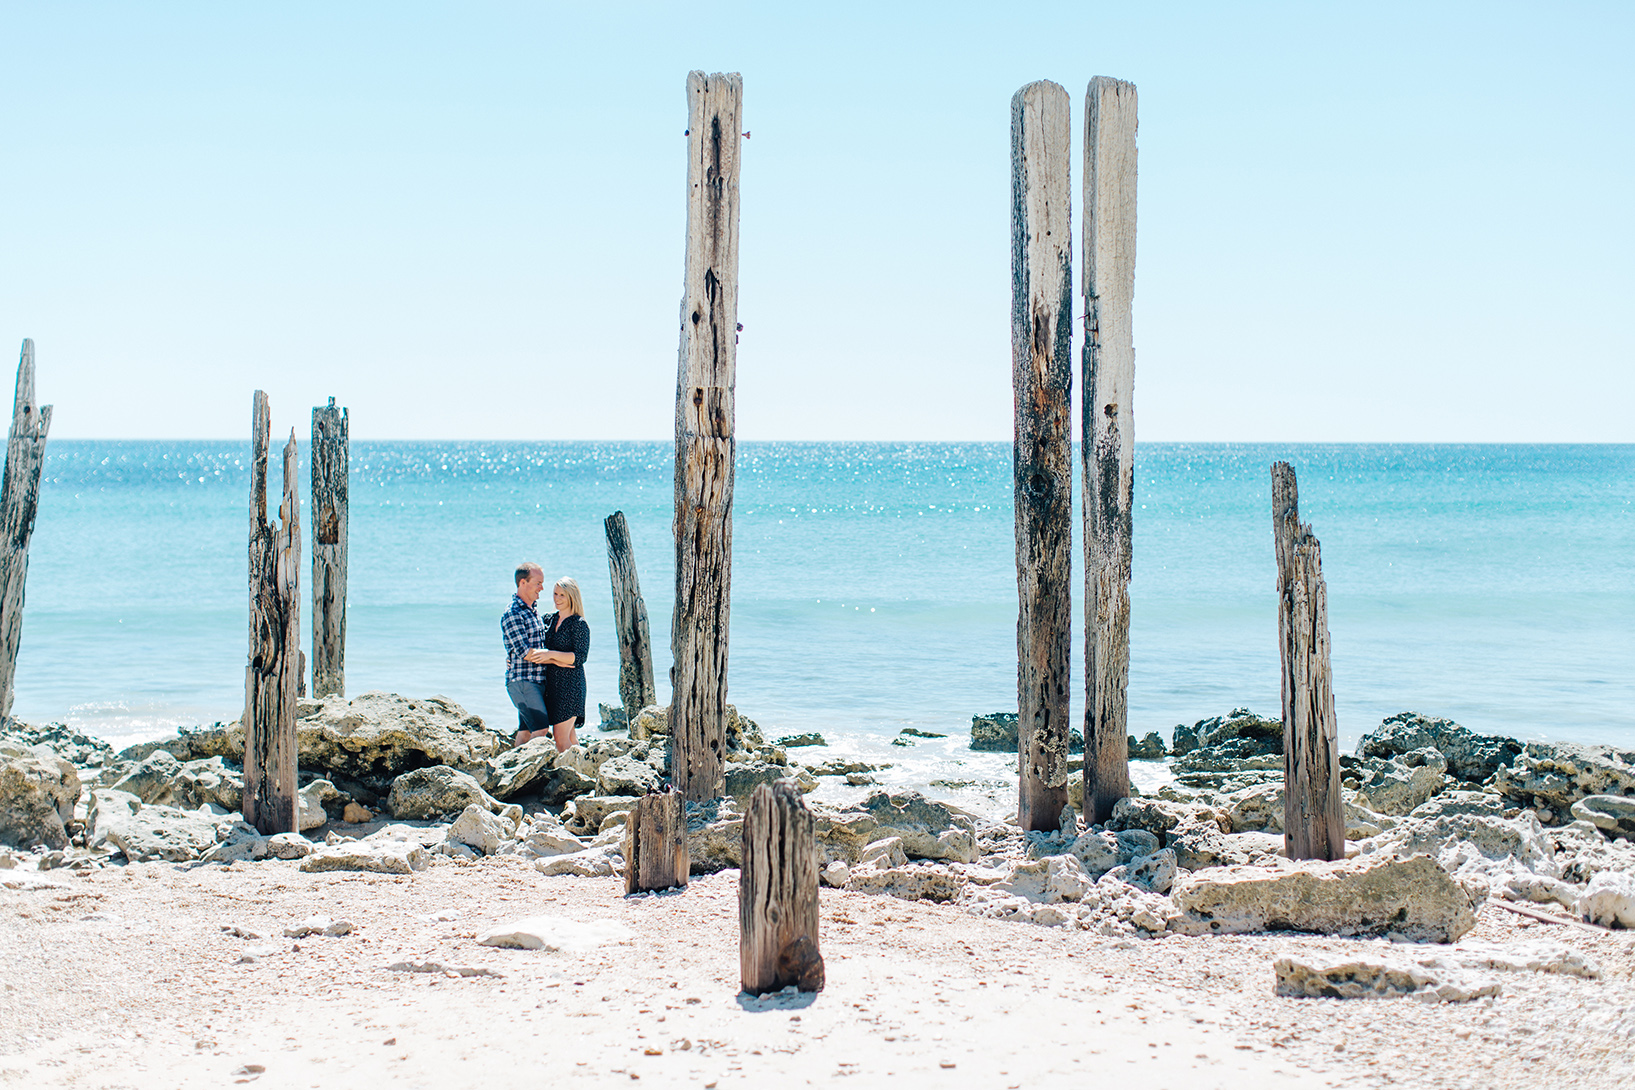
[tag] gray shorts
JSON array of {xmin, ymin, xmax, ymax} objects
[{"xmin": 506, "ymin": 679, "xmax": 552, "ymax": 736}]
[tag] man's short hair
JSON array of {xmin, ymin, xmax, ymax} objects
[{"xmin": 515, "ymin": 563, "xmax": 542, "ymax": 587}]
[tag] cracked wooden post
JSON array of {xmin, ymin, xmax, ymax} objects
[
  {"xmin": 1010, "ymin": 80, "xmax": 1074, "ymax": 833},
  {"xmin": 310, "ymin": 397, "xmax": 348, "ymax": 699},
  {"xmin": 0, "ymin": 340, "xmax": 52, "ymax": 721},
  {"xmin": 623, "ymin": 785, "xmax": 688, "ymax": 895},
  {"xmin": 1272, "ymin": 462, "xmax": 1345, "ymax": 861},
  {"xmin": 605, "ymin": 511, "xmax": 657, "ymax": 721},
  {"xmin": 671, "ymin": 70, "xmax": 742, "ymax": 802},
  {"xmin": 1081, "ymin": 75, "xmax": 1138, "ymax": 825},
  {"xmin": 244, "ymin": 392, "xmax": 301, "ymax": 835},
  {"xmin": 740, "ymin": 781, "xmax": 824, "ymax": 995}
]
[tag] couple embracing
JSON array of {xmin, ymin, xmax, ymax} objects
[{"xmin": 502, "ymin": 563, "xmax": 590, "ymax": 752}]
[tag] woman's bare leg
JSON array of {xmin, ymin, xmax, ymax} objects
[{"xmin": 552, "ymin": 719, "xmax": 578, "ymax": 753}]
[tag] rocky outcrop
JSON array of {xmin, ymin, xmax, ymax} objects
[
  {"xmin": 1571, "ymin": 795, "xmax": 1635, "ymax": 841},
  {"xmin": 0, "ymin": 742, "xmax": 80, "ymax": 850},
  {"xmin": 1274, "ymin": 953, "xmax": 1500, "ymax": 1003},
  {"xmin": 1170, "ymin": 854, "xmax": 1478, "ymax": 943},
  {"xmin": 1578, "ymin": 870, "xmax": 1635, "ymax": 928},
  {"xmin": 1346, "ymin": 747, "xmax": 1447, "ymax": 815},
  {"xmin": 386, "ymin": 766, "xmax": 503, "ymax": 821},
  {"xmin": 968, "ymin": 712, "xmax": 1083, "ymax": 754},
  {"xmin": 1171, "ymin": 708, "xmax": 1281, "ymax": 759},
  {"xmin": 1359, "ymin": 811, "xmax": 1558, "ymax": 897},
  {"xmin": 1356, "ymin": 713, "xmax": 1523, "ymax": 784},
  {"xmin": 103, "ymin": 805, "xmax": 225, "ymax": 862},
  {"xmin": 1493, "ymin": 741, "xmax": 1635, "ymax": 820},
  {"xmin": 483, "ymin": 740, "xmax": 558, "ymax": 800}
]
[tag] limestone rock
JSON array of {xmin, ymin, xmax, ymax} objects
[
  {"xmin": 476, "ymin": 916, "xmax": 633, "ymax": 952},
  {"xmin": 200, "ymin": 820, "xmax": 271, "ymax": 864},
  {"xmin": 820, "ymin": 860, "xmax": 849, "ymax": 887},
  {"xmin": 1127, "ymin": 732, "xmax": 1166, "ymax": 760},
  {"xmin": 1171, "ymin": 853, "xmax": 1478, "ymax": 943},
  {"xmin": 267, "ymin": 832, "xmax": 314, "ymax": 859},
  {"xmin": 515, "ymin": 815, "xmax": 583, "ymax": 859},
  {"xmin": 1273, "ymin": 953, "xmax": 1500, "ymax": 1003},
  {"xmin": 856, "ymin": 790, "xmax": 978, "ymax": 864},
  {"xmin": 341, "ymin": 802, "xmax": 373, "ymax": 824},
  {"xmin": 174, "ymin": 757, "xmax": 244, "ymax": 812},
  {"xmin": 1357, "ymin": 712, "xmax": 1523, "ymax": 784},
  {"xmin": 1406, "ymin": 790, "xmax": 1509, "ymax": 821},
  {"xmin": 1361, "ymin": 811, "xmax": 1558, "ymax": 894},
  {"xmin": 299, "ymin": 838, "xmax": 429, "ymax": 874},
  {"xmin": 722, "ymin": 761, "xmax": 791, "ymax": 801},
  {"xmin": 628, "ymin": 704, "xmax": 669, "ymax": 740},
  {"xmin": 563, "ymin": 795, "xmax": 637, "ymax": 836},
  {"xmin": 483, "ymin": 740, "xmax": 557, "ymax": 800},
  {"xmin": 996, "ymin": 855, "xmax": 1091, "ymax": 903},
  {"xmin": 845, "ymin": 861, "xmax": 962, "ymax": 903},
  {"xmin": 1173, "ymin": 709, "xmax": 1282, "ymax": 760},
  {"xmin": 387, "ymin": 766, "xmax": 499, "ymax": 821},
  {"xmin": 1494, "ymin": 741, "xmax": 1635, "ymax": 816},
  {"xmin": 1, "ymin": 721, "xmax": 114, "ymax": 769},
  {"xmin": 110, "ymin": 750, "xmax": 183, "ymax": 805},
  {"xmin": 970, "ymin": 712, "xmax": 1017, "ymax": 752},
  {"xmin": 1578, "ymin": 870, "xmax": 1635, "ymax": 928},
  {"xmin": 684, "ymin": 798, "xmax": 743, "ymax": 873},
  {"xmin": 105, "ymin": 805, "xmax": 223, "ymax": 862},
  {"xmin": 539, "ymin": 764, "xmax": 598, "ymax": 808},
  {"xmin": 534, "ymin": 845, "xmax": 620, "ymax": 877},
  {"xmin": 1570, "ymin": 794, "xmax": 1635, "ymax": 840},
  {"xmin": 1350, "ymin": 748, "xmax": 1447, "ymax": 815},
  {"xmin": 804, "ymin": 758, "xmax": 887, "ymax": 777},
  {"xmin": 0, "ymin": 743, "xmax": 81, "ymax": 850},
  {"xmin": 1062, "ymin": 829, "xmax": 1156, "ymax": 878},
  {"xmin": 298, "ymin": 779, "xmax": 342, "ymax": 831},
  {"xmin": 860, "ymin": 836, "xmax": 908, "ymax": 869},
  {"xmin": 777, "ymin": 733, "xmax": 826, "ymax": 748},
  {"xmin": 448, "ymin": 804, "xmax": 513, "ymax": 856},
  {"xmin": 1126, "ymin": 849, "xmax": 1178, "ymax": 894},
  {"xmin": 85, "ymin": 788, "xmax": 142, "ymax": 847},
  {"xmin": 597, "ymin": 754, "xmax": 662, "ymax": 797},
  {"xmin": 597, "ymin": 703, "xmax": 628, "ymax": 731},
  {"xmin": 1451, "ymin": 940, "xmax": 1601, "ymax": 978}
]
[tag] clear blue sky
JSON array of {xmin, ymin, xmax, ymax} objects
[{"xmin": 2, "ymin": 2, "xmax": 1630, "ymax": 441}]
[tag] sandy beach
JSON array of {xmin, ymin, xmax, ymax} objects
[{"xmin": 3, "ymin": 852, "xmax": 1633, "ymax": 1090}]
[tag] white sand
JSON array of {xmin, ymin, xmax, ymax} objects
[{"xmin": 2, "ymin": 856, "xmax": 1632, "ymax": 1089}]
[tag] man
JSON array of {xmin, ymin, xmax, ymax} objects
[{"xmin": 501, "ymin": 562, "xmax": 553, "ymax": 747}]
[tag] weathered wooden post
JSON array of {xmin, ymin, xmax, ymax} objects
[
  {"xmin": 0, "ymin": 340, "xmax": 51, "ymax": 721},
  {"xmin": 671, "ymin": 70, "xmax": 742, "ymax": 802},
  {"xmin": 1080, "ymin": 75, "xmax": 1138, "ymax": 826},
  {"xmin": 604, "ymin": 511, "xmax": 657, "ymax": 719},
  {"xmin": 310, "ymin": 397, "xmax": 348, "ymax": 699},
  {"xmin": 623, "ymin": 785, "xmax": 688, "ymax": 895},
  {"xmin": 1010, "ymin": 80, "xmax": 1074, "ymax": 833},
  {"xmin": 739, "ymin": 781, "xmax": 824, "ymax": 995},
  {"xmin": 1272, "ymin": 462, "xmax": 1345, "ymax": 861},
  {"xmin": 244, "ymin": 392, "xmax": 302, "ymax": 835}
]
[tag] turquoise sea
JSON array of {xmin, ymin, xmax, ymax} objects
[{"xmin": 14, "ymin": 441, "xmax": 1633, "ymax": 811}]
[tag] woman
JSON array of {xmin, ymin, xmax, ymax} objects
[{"xmin": 523, "ymin": 576, "xmax": 590, "ymax": 753}]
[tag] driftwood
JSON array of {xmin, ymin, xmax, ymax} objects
[
  {"xmin": 1272, "ymin": 462, "xmax": 1345, "ymax": 861},
  {"xmin": 739, "ymin": 781, "xmax": 824, "ymax": 995},
  {"xmin": 604, "ymin": 511, "xmax": 657, "ymax": 718},
  {"xmin": 1080, "ymin": 75, "xmax": 1139, "ymax": 825},
  {"xmin": 623, "ymin": 786, "xmax": 688, "ymax": 895},
  {"xmin": 0, "ymin": 341, "xmax": 51, "ymax": 721},
  {"xmin": 671, "ymin": 70, "xmax": 743, "ymax": 802},
  {"xmin": 310, "ymin": 397, "xmax": 348, "ymax": 698},
  {"xmin": 244, "ymin": 393, "xmax": 302, "ymax": 835},
  {"xmin": 1009, "ymin": 80, "xmax": 1074, "ymax": 833}
]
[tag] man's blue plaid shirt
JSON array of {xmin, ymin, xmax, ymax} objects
[{"xmin": 501, "ymin": 593, "xmax": 548, "ymax": 683}]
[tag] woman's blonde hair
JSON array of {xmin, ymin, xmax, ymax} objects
[{"xmin": 554, "ymin": 576, "xmax": 584, "ymax": 617}]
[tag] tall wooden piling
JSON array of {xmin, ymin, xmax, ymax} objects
[
  {"xmin": 310, "ymin": 397, "xmax": 348, "ymax": 699},
  {"xmin": 1272, "ymin": 462, "xmax": 1345, "ymax": 861},
  {"xmin": 0, "ymin": 340, "xmax": 51, "ymax": 721},
  {"xmin": 245, "ymin": 393, "xmax": 301, "ymax": 835},
  {"xmin": 1009, "ymin": 80, "xmax": 1074, "ymax": 833},
  {"xmin": 1080, "ymin": 76, "xmax": 1139, "ymax": 825},
  {"xmin": 605, "ymin": 511, "xmax": 657, "ymax": 718},
  {"xmin": 671, "ymin": 70, "xmax": 743, "ymax": 802},
  {"xmin": 739, "ymin": 781, "xmax": 824, "ymax": 995}
]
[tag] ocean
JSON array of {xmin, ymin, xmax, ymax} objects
[{"xmin": 15, "ymin": 441, "xmax": 1632, "ymax": 815}]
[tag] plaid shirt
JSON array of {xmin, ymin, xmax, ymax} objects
[{"xmin": 501, "ymin": 593, "xmax": 548, "ymax": 683}]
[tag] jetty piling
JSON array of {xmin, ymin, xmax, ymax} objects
[
  {"xmin": 310, "ymin": 397, "xmax": 348, "ymax": 699},
  {"xmin": 0, "ymin": 340, "xmax": 51, "ymax": 721},
  {"xmin": 1272, "ymin": 461, "xmax": 1345, "ymax": 861},
  {"xmin": 739, "ymin": 781, "xmax": 824, "ymax": 994},
  {"xmin": 1009, "ymin": 80, "xmax": 1075, "ymax": 833},
  {"xmin": 245, "ymin": 392, "xmax": 302, "ymax": 835},
  {"xmin": 1081, "ymin": 76, "xmax": 1139, "ymax": 825},
  {"xmin": 623, "ymin": 785, "xmax": 689, "ymax": 895},
  {"xmin": 671, "ymin": 70, "xmax": 743, "ymax": 802},
  {"xmin": 604, "ymin": 511, "xmax": 657, "ymax": 719}
]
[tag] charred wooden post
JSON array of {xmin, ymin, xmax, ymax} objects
[
  {"xmin": 244, "ymin": 392, "xmax": 302, "ymax": 835},
  {"xmin": 623, "ymin": 786, "xmax": 688, "ymax": 895},
  {"xmin": 1009, "ymin": 80, "xmax": 1074, "ymax": 833},
  {"xmin": 310, "ymin": 397, "xmax": 348, "ymax": 698},
  {"xmin": 0, "ymin": 340, "xmax": 51, "ymax": 721},
  {"xmin": 604, "ymin": 511, "xmax": 657, "ymax": 719},
  {"xmin": 739, "ymin": 781, "xmax": 824, "ymax": 995},
  {"xmin": 1272, "ymin": 462, "xmax": 1345, "ymax": 861},
  {"xmin": 1080, "ymin": 75, "xmax": 1139, "ymax": 826},
  {"xmin": 671, "ymin": 70, "xmax": 742, "ymax": 802}
]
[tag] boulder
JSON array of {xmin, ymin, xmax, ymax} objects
[
  {"xmin": 1361, "ymin": 811, "xmax": 1559, "ymax": 894},
  {"xmin": 597, "ymin": 755, "xmax": 662, "ymax": 797},
  {"xmin": 1127, "ymin": 732, "xmax": 1167, "ymax": 760},
  {"xmin": 1349, "ymin": 748, "xmax": 1447, "ymax": 815},
  {"xmin": 1274, "ymin": 953, "xmax": 1499, "ymax": 1003},
  {"xmin": 539, "ymin": 764, "xmax": 598, "ymax": 808},
  {"xmin": 105, "ymin": 805, "xmax": 224, "ymax": 862},
  {"xmin": 777, "ymin": 733, "xmax": 826, "ymax": 748},
  {"xmin": 1174, "ymin": 709, "xmax": 1282, "ymax": 759},
  {"xmin": 85, "ymin": 788, "xmax": 142, "ymax": 847},
  {"xmin": 483, "ymin": 740, "xmax": 558, "ymax": 800},
  {"xmin": 200, "ymin": 820, "xmax": 271, "ymax": 864},
  {"xmin": 724, "ymin": 762, "xmax": 793, "ymax": 801},
  {"xmin": 298, "ymin": 779, "xmax": 342, "ymax": 831},
  {"xmin": 268, "ymin": 832, "xmax": 314, "ymax": 859},
  {"xmin": 1171, "ymin": 853, "xmax": 1478, "ymax": 943},
  {"xmin": 448, "ymin": 804, "xmax": 513, "ymax": 856},
  {"xmin": 1570, "ymin": 794, "xmax": 1635, "ymax": 841},
  {"xmin": 1357, "ymin": 713, "xmax": 1523, "ymax": 784},
  {"xmin": 1126, "ymin": 849, "xmax": 1178, "ymax": 894},
  {"xmin": 859, "ymin": 836, "xmax": 908, "ymax": 869},
  {"xmin": 1578, "ymin": 870, "xmax": 1635, "ymax": 928},
  {"xmin": 846, "ymin": 862, "xmax": 962, "ymax": 903},
  {"xmin": 1, "ymin": 721, "xmax": 114, "ymax": 769},
  {"xmin": 535, "ymin": 846, "xmax": 620, "ymax": 877},
  {"xmin": 299, "ymin": 838, "xmax": 429, "ymax": 874},
  {"xmin": 515, "ymin": 815, "xmax": 584, "ymax": 859},
  {"xmin": 387, "ymin": 766, "xmax": 499, "ymax": 821},
  {"xmin": 1494, "ymin": 741, "xmax": 1635, "ymax": 817},
  {"xmin": 1106, "ymin": 796, "xmax": 1223, "ymax": 838},
  {"xmin": 804, "ymin": 758, "xmax": 888, "ymax": 777},
  {"xmin": 111, "ymin": 750, "xmax": 182, "ymax": 805},
  {"xmin": 856, "ymin": 790, "xmax": 978, "ymax": 864},
  {"xmin": 628, "ymin": 704, "xmax": 668, "ymax": 741},
  {"xmin": 970, "ymin": 712, "xmax": 1018, "ymax": 752},
  {"xmin": 564, "ymin": 795, "xmax": 638, "ymax": 836},
  {"xmin": 597, "ymin": 703, "xmax": 628, "ymax": 731},
  {"xmin": 173, "ymin": 757, "xmax": 243, "ymax": 812},
  {"xmin": 0, "ymin": 743, "xmax": 80, "ymax": 850},
  {"xmin": 686, "ymin": 798, "xmax": 743, "ymax": 873},
  {"xmin": 1406, "ymin": 790, "xmax": 1510, "ymax": 821},
  {"xmin": 997, "ymin": 855, "xmax": 1091, "ymax": 904}
]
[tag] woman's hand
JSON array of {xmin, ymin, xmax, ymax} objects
[{"xmin": 523, "ymin": 648, "xmax": 550, "ymax": 664}]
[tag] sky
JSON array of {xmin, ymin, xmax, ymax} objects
[{"xmin": 1, "ymin": 2, "xmax": 1631, "ymax": 442}]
